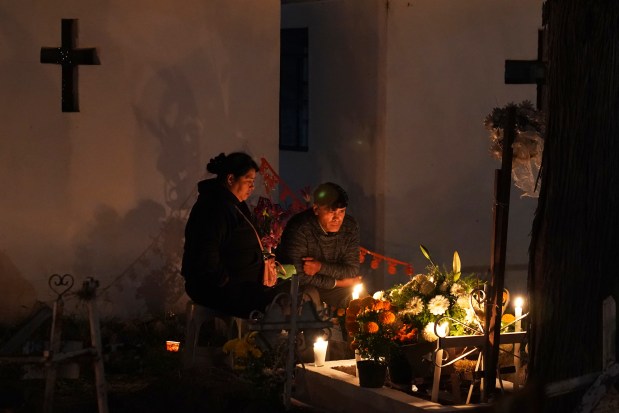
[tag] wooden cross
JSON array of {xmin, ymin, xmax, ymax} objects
[
  {"xmin": 40, "ymin": 19, "xmax": 100, "ymax": 112},
  {"xmin": 505, "ymin": 28, "xmax": 547, "ymax": 110}
]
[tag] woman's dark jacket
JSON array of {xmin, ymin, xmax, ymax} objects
[{"xmin": 181, "ymin": 178, "xmax": 268, "ymax": 317}]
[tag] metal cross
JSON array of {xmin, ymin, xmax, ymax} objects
[{"xmin": 40, "ymin": 19, "xmax": 101, "ymax": 112}]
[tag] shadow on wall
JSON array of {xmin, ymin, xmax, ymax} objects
[
  {"xmin": 72, "ymin": 199, "xmax": 186, "ymax": 318},
  {"xmin": 133, "ymin": 67, "xmax": 205, "ymax": 212},
  {"xmin": 0, "ymin": 252, "xmax": 38, "ymax": 326}
]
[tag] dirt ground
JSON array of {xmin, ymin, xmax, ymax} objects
[{"xmin": 1, "ymin": 359, "xmax": 325, "ymax": 413}]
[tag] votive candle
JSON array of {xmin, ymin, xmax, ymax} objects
[
  {"xmin": 166, "ymin": 340, "xmax": 180, "ymax": 352},
  {"xmin": 313, "ymin": 337, "xmax": 328, "ymax": 367}
]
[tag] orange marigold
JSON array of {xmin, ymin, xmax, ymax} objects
[
  {"xmin": 346, "ymin": 323, "xmax": 360, "ymax": 335},
  {"xmin": 359, "ymin": 296, "xmax": 376, "ymax": 309},
  {"xmin": 345, "ymin": 315, "xmax": 357, "ymax": 324},
  {"xmin": 373, "ymin": 300, "xmax": 384, "ymax": 311},
  {"xmin": 336, "ymin": 308, "xmax": 346, "ymax": 317},
  {"xmin": 346, "ymin": 307, "xmax": 359, "ymax": 317},
  {"xmin": 347, "ymin": 299, "xmax": 361, "ymax": 313},
  {"xmin": 363, "ymin": 321, "xmax": 380, "ymax": 334},
  {"xmin": 501, "ymin": 313, "xmax": 516, "ymax": 324},
  {"xmin": 378, "ymin": 311, "xmax": 396, "ymax": 325}
]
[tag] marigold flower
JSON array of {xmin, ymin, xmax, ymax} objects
[
  {"xmin": 378, "ymin": 311, "xmax": 396, "ymax": 324},
  {"xmin": 363, "ymin": 321, "xmax": 379, "ymax": 334},
  {"xmin": 336, "ymin": 308, "xmax": 346, "ymax": 317},
  {"xmin": 346, "ymin": 323, "xmax": 360, "ymax": 335},
  {"xmin": 346, "ymin": 308, "xmax": 359, "ymax": 317},
  {"xmin": 359, "ymin": 296, "xmax": 376, "ymax": 309},
  {"xmin": 348, "ymin": 299, "xmax": 361, "ymax": 312},
  {"xmin": 502, "ymin": 313, "xmax": 516, "ymax": 324}
]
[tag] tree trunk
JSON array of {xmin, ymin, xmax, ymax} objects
[{"xmin": 528, "ymin": 1, "xmax": 619, "ymax": 411}]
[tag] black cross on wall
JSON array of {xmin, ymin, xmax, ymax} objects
[
  {"xmin": 505, "ymin": 28, "xmax": 547, "ymax": 110},
  {"xmin": 40, "ymin": 19, "xmax": 101, "ymax": 112}
]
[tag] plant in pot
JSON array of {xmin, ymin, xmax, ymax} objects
[{"xmin": 345, "ymin": 296, "xmax": 399, "ymax": 388}]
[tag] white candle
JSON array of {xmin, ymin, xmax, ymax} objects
[
  {"xmin": 514, "ymin": 297, "xmax": 524, "ymax": 332},
  {"xmin": 513, "ymin": 296, "xmax": 524, "ymax": 388},
  {"xmin": 352, "ymin": 283, "xmax": 363, "ymax": 300},
  {"xmin": 313, "ymin": 338, "xmax": 328, "ymax": 367}
]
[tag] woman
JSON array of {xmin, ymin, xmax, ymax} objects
[{"xmin": 181, "ymin": 152, "xmax": 277, "ymax": 318}]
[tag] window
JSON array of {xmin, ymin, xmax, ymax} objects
[{"xmin": 279, "ymin": 28, "xmax": 308, "ymax": 151}]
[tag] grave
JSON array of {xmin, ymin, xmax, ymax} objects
[{"xmin": 294, "ymin": 359, "xmax": 488, "ymax": 413}]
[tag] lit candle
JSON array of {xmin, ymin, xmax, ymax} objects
[
  {"xmin": 352, "ymin": 283, "xmax": 363, "ymax": 300},
  {"xmin": 514, "ymin": 297, "xmax": 524, "ymax": 332},
  {"xmin": 313, "ymin": 337, "xmax": 328, "ymax": 367},
  {"xmin": 513, "ymin": 296, "xmax": 524, "ymax": 388},
  {"xmin": 166, "ymin": 340, "xmax": 180, "ymax": 352}
]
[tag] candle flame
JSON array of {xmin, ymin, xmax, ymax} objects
[
  {"xmin": 514, "ymin": 296, "xmax": 524, "ymax": 308},
  {"xmin": 352, "ymin": 283, "xmax": 363, "ymax": 299}
]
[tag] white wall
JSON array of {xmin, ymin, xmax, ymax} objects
[
  {"xmin": 281, "ymin": 0, "xmax": 542, "ymax": 295},
  {"xmin": 0, "ymin": 0, "xmax": 281, "ymax": 323},
  {"xmin": 385, "ymin": 0, "xmax": 541, "ymax": 295},
  {"xmin": 280, "ymin": 0, "xmax": 388, "ymax": 291}
]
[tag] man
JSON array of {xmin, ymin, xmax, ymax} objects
[{"xmin": 278, "ymin": 182, "xmax": 362, "ymax": 310}]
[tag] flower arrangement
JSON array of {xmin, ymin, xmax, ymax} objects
[
  {"xmin": 484, "ymin": 100, "xmax": 545, "ymax": 198},
  {"xmin": 252, "ymin": 197, "xmax": 292, "ymax": 251},
  {"xmin": 345, "ymin": 296, "xmax": 401, "ymax": 362},
  {"xmin": 223, "ymin": 332, "xmax": 287, "ymax": 404},
  {"xmin": 222, "ymin": 331, "xmax": 265, "ymax": 371},
  {"xmin": 385, "ymin": 245, "xmax": 480, "ymax": 343}
]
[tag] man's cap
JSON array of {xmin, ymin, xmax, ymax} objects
[{"xmin": 313, "ymin": 182, "xmax": 348, "ymax": 209}]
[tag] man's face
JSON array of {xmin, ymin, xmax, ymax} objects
[{"xmin": 313, "ymin": 205, "xmax": 346, "ymax": 233}]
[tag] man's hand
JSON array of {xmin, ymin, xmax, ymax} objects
[
  {"xmin": 302, "ymin": 257, "xmax": 322, "ymax": 276},
  {"xmin": 335, "ymin": 276, "xmax": 363, "ymax": 288}
]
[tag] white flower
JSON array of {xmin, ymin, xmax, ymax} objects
[
  {"xmin": 450, "ymin": 283, "xmax": 466, "ymax": 297},
  {"xmin": 428, "ymin": 295, "xmax": 450, "ymax": 315},
  {"xmin": 405, "ymin": 296, "xmax": 424, "ymax": 316},
  {"xmin": 456, "ymin": 295, "xmax": 470, "ymax": 310},
  {"xmin": 373, "ymin": 290, "xmax": 385, "ymax": 300},
  {"xmin": 422, "ymin": 323, "xmax": 438, "ymax": 342},
  {"xmin": 420, "ymin": 280, "xmax": 436, "ymax": 296},
  {"xmin": 465, "ymin": 307, "xmax": 477, "ymax": 324}
]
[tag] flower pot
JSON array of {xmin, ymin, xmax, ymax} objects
[{"xmin": 356, "ymin": 360, "xmax": 387, "ymax": 388}]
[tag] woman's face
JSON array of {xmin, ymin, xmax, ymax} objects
[{"xmin": 227, "ymin": 169, "xmax": 256, "ymax": 202}]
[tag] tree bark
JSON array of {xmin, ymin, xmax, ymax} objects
[{"xmin": 528, "ymin": 1, "xmax": 619, "ymax": 411}]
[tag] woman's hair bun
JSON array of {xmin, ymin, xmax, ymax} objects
[{"xmin": 206, "ymin": 153, "xmax": 227, "ymax": 174}]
